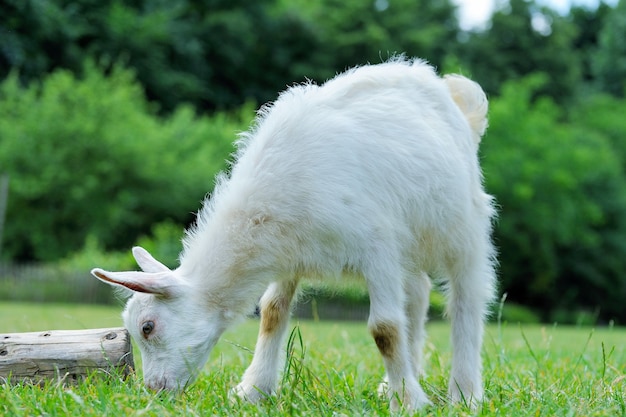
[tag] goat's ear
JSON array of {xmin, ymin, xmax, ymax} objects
[
  {"xmin": 132, "ymin": 246, "xmax": 171, "ymax": 273},
  {"xmin": 90, "ymin": 268, "xmax": 182, "ymax": 297}
]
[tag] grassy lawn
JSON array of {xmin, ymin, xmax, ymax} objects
[{"xmin": 1, "ymin": 301, "xmax": 625, "ymax": 416}]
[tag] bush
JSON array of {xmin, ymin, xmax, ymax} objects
[
  {"xmin": 0, "ymin": 0, "xmax": 322, "ymax": 113},
  {"xmin": 0, "ymin": 263, "xmax": 116, "ymax": 305},
  {"xmin": 297, "ymin": 277, "xmax": 448, "ymax": 321},
  {"xmin": 549, "ymin": 308, "xmax": 600, "ymax": 326},
  {"xmin": 497, "ymin": 303, "xmax": 541, "ymax": 325},
  {"xmin": 482, "ymin": 75, "xmax": 626, "ymax": 323},
  {"xmin": 1, "ymin": 220, "xmax": 187, "ymax": 304},
  {"xmin": 59, "ymin": 236, "xmax": 136, "ymax": 273},
  {"xmin": 0, "ymin": 64, "xmax": 250, "ymax": 262},
  {"xmin": 134, "ymin": 221, "xmax": 185, "ymax": 269}
]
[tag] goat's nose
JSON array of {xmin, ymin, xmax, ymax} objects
[{"xmin": 145, "ymin": 378, "xmax": 167, "ymax": 391}]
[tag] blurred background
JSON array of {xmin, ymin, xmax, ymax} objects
[{"xmin": 0, "ymin": 0, "xmax": 625, "ymax": 325}]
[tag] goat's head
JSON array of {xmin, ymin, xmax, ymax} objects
[{"xmin": 91, "ymin": 247, "xmax": 226, "ymax": 391}]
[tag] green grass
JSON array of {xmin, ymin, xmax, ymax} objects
[{"xmin": 1, "ymin": 301, "xmax": 625, "ymax": 416}]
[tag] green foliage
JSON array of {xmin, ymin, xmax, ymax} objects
[
  {"xmin": 58, "ymin": 236, "xmax": 136, "ymax": 273},
  {"xmin": 483, "ymin": 75, "xmax": 626, "ymax": 322},
  {"xmin": 0, "ymin": 64, "xmax": 247, "ymax": 261},
  {"xmin": 0, "ymin": 263, "xmax": 115, "ymax": 305},
  {"xmin": 0, "ymin": 0, "xmax": 321, "ymax": 112},
  {"xmin": 279, "ymin": 0, "xmax": 459, "ymax": 76},
  {"xmin": 1, "ymin": 0, "xmax": 626, "ymax": 325},
  {"xmin": 1, "ymin": 0, "xmax": 621, "ymax": 112},
  {"xmin": 0, "ymin": 223, "xmax": 183, "ymax": 305},
  {"xmin": 296, "ymin": 279, "xmax": 444, "ymax": 321},
  {"xmin": 134, "ymin": 221, "xmax": 184, "ymax": 269},
  {"xmin": 592, "ymin": 0, "xmax": 626, "ymax": 96},
  {"xmin": 499, "ymin": 302, "xmax": 542, "ymax": 324},
  {"xmin": 458, "ymin": 0, "xmax": 582, "ymax": 102},
  {"xmin": 549, "ymin": 308, "xmax": 600, "ymax": 326},
  {"xmin": 0, "ymin": 0, "xmax": 463, "ymax": 112},
  {"xmin": 569, "ymin": 3, "xmax": 614, "ymax": 84}
]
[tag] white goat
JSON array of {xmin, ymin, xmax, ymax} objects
[{"xmin": 92, "ymin": 57, "xmax": 496, "ymax": 411}]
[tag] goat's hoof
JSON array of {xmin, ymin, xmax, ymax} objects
[
  {"xmin": 449, "ymin": 385, "xmax": 483, "ymax": 410},
  {"xmin": 377, "ymin": 378, "xmax": 389, "ymax": 398},
  {"xmin": 230, "ymin": 382, "xmax": 271, "ymax": 404},
  {"xmin": 385, "ymin": 382, "xmax": 432, "ymax": 412},
  {"xmin": 389, "ymin": 393, "xmax": 432, "ymax": 412}
]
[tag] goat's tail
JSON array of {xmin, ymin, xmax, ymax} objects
[{"xmin": 443, "ymin": 74, "xmax": 488, "ymax": 145}]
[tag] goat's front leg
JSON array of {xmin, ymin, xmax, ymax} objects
[{"xmin": 234, "ymin": 279, "xmax": 299, "ymax": 403}]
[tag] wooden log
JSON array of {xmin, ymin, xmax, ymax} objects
[{"xmin": 0, "ymin": 327, "xmax": 134, "ymax": 385}]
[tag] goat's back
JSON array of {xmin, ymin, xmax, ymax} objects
[{"xmin": 209, "ymin": 58, "xmax": 494, "ymax": 276}]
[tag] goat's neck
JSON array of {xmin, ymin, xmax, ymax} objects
[{"xmin": 179, "ymin": 240, "xmax": 274, "ymax": 319}]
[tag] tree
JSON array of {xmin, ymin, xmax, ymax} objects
[
  {"xmin": 286, "ymin": 0, "xmax": 459, "ymax": 77},
  {"xmin": 0, "ymin": 0, "xmax": 464, "ymax": 112},
  {"xmin": 0, "ymin": 64, "xmax": 245, "ymax": 261},
  {"xmin": 569, "ymin": 2, "xmax": 613, "ymax": 85},
  {"xmin": 482, "ymin": 74, "xmax": 626, "ymax": 322},
  {"xmin": 458, "ymin": 0, "xmax": 581, "ymax": 103},
  {"xmin": 0, "ymin": 0, "xmax": 320, "ymax": 112},
  {"xmin": 592, "ymin": 0, "xmax": 626, "ymax": 96}
]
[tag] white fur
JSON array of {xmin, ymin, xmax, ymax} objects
[{"xmin": 91, "ymin": 57, "xmax": 496, "ymax": 411}]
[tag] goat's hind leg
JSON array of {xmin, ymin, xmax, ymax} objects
[
  {"xmin": 366, "ymin": 263, "xmax": 431, "ymax": 411},
  {"xmin": 378, "ymin": 271, "xmax": 431, "ymax": 396},
  {"xmin": 406, "ymin": 271, "xmax": 432, "ymax": 377},
  {"xmin": 234, "ymin": 279, "xmax": 299, "ymax": 402},
  {"xmin": 447, "ymin": 256, "xmax": 495, "ymax": 408}
]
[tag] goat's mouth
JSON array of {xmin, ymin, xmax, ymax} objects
[{"xmin": 145, "ymin": 375, "xmax": 193, "ymax": 393}]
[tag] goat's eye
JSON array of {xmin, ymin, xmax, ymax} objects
[{"xmin": 141, "ymin": 321, "xmax": 154, "ymax": 336}]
